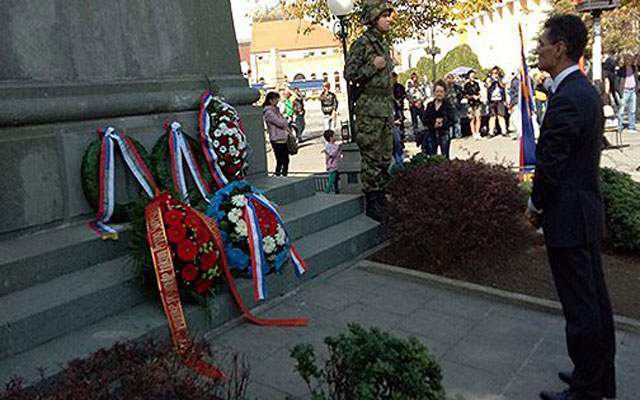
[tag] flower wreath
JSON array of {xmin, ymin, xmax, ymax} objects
[
  {"xmin": 150, "ymin": 125, "xmax": 213, "ymax": 208},
  {"xmin": 206, "ymin": 181, "xmax": 288, "ymax": 275},
  {"xmin": 200, "ymin": 93, "xmax": 250, "ymax": 186},
  {"xmin": 152, "ymin": 193, "xmax": 222, "ymax": 301},
  {"xmin": 81, "ymin": 136, "xmax": 152, "ymax": 223}
]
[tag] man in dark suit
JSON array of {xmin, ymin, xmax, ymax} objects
[{"xmin": 526, "ymin": 15, "xmax": 616, "ymax": 400}]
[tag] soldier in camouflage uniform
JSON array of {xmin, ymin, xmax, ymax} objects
[{"xmin": 344, "ymin": 0, "xmax": 394, "ymax": 221}]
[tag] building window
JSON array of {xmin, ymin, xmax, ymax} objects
[
  {"xmin": 293, "ymin": 73, "xmax": 306, "ymax": 81},
  {"xmin": 334, "ymin": 72, "xmax": 341, "ymax": 93}
]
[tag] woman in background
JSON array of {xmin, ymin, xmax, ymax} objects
[{"xmin": 263, "ymin": 92, "xmax": 290, "ymax": 176}]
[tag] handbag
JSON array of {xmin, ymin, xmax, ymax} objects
[{"xmin": 286, "ymin": 125, "xmax": 298, "ymax": 155}]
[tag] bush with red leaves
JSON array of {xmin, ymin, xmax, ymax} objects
[
  {"xmin": 385, "ymin": 159, "xmax": 526, "ymax": 271},
  {"xmin": 0, "ymin": 338, "xmax": 250, "ymax": 400}
]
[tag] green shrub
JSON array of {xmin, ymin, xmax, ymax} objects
[
  {"xmin": 385, "ymin": 159, "xmax": 525, "ymax": 270},
  {"xmin": 290, "ymin": 324, "xmax": 445, "ymax": 400},
  {"xmin": 601, "ymin": 167, "xmax": 640, "ymax": 252},
  {"xmin": 390, "ymin": 153, "xmax": 447, "ymax": 179}
]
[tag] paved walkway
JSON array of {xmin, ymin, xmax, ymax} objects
[
  {"xmin": 207, "ymin": 262, "xmax": 640, "ymax": 400},
  {"xmin": 271, "ymin": 121, "xmax": 640, "ymax": 182}
]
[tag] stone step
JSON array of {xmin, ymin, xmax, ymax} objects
[
  {"xmin": 246, "ymin": 175, "xmax": 316, "ymax": 207},
  {"xmin": 0, "ymin": 214, "xmax": 381, "ymax": 385},
  {"xmin": 0, "ymin": 191, "xmax": 362, "ymax": 359},
  {"xmin": 0, "ymin": 176, "xmax": 316, "ymax": 297},
  {"xmin": 0, "ymin": 256, "xmax": 146, "ymax": 359}
]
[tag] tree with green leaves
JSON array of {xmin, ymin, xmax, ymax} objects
[
  {"xmin": 398, "ymin": 45, "xmax": 487, "ymax": 85},
  {"xmin": 261, "ymin": 0, "xmax": 500, "ymax": 44},
  {"xmin": 544, "ymin": 0, "xmax": 640, "ymax": 56}
]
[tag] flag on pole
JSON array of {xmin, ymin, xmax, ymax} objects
[{"xmin": 518, "ymin": 23, "xmax": 537, "ymax": 180}]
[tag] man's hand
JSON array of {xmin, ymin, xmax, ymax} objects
[
  {"xmin": 373, "ymin": 56, "xmax": 386, "ymax": 70},
  {"xmin": 525, "ymin": 209, "xmax": 541, "ymax": 229}
]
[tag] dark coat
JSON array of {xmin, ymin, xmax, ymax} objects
[{"xmin": 531, "ymin": 71, "xmax": 605, "ymax": 248}]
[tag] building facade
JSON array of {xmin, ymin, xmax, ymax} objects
[
  {"xmin": 250, "ymin": 19, "xmax": 346, "ymax": 93},
  {"xmin": 400, "ymin": 0, "xmax": 552, "ymax": 75}
]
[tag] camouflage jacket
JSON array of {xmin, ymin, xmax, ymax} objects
[{"xmin": 344, "ymin": 28, "xmax": 393, "ymax": 118}]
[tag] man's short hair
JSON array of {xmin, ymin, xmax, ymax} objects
[{"xmin": 544, "ymin": 15, "xmax": 588, "ymax": 63}]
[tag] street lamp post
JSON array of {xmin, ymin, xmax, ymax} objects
[
  {"xmin": 328, "ymin": 0, "xmax": 355, "ymax": 142},
  {"xmin": 572, "ymin": 0, "xmax": 621, "ymax": 89},
  {"xmin": 328, "ymin": 0, "xmax": 362, "ymax": 194},
  {"xmin": 426, "ymin": 28, "xmax": 441, "ymax": 87}
]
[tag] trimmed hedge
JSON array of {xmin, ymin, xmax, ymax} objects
[
  {"xmin": 601, "ymin": 167, "xmax": 640, "ymax": 252},
  {"xmin": 386, "ymin": 159, "xmax": 525, "ymax": 270}
]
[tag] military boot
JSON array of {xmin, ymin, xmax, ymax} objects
[{"xmin": 365, "ymin": 191, "xmax": 385, "ymax": 222}]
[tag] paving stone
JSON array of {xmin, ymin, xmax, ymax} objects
[
  {"xmin": 489, "ymin": 302, "xmax": 561, "ymax": 327},
  {"xmin": 389, "ymin": 327, "xmax": 452, "ymax": 360},
  {"xmin": 398, "ymin": 307, "xmax": 477, "ymax": 347},
  {"xmin": 251, "ymin": 346, "xmax": 311, "ymax": 399},
  {"xmin": 501, "ymin": 364, "xmax": 567, "ymax": 400},
  {"xmin": 244, "ymin": 381, "xmax": 292, "ymax": 400},
  {"xmin": 333, "ymin": 302, "xmax": 405, "ymax": 331},
  {"xmin": 297, "ymin": 280, "xmax": 366, "ymax": 311},
  {"xmin": 619, "ymin": 331, "xmax": 640, "ymax": 356},
  {"xmin": 357, "ymin": 284, "xmax": 431, "ymax": 316},
  {"xmin": 422, "ymin": 290, "xmax": 497, "ymax": 321},
  {"xmin": 440, "ymin": 359, "xmax": 509, "ymax": 400},
  {"xmin": 322, "ymin": 267, "xmax": 387, "ymax": 292},
  {"xmin": 443, "ymin": 314, "xmax": 548, "ymax": 373}
]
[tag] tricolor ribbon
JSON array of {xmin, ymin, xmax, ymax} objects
[
  {"xmin": 242, "ymin": 193, "xmax": 309, "ymax": 302},
  {"xmin": 199, "ymin": 92, "xmax": 230, "ymax": 189},
  {"xmin": 192, "ymin": 208, "xmax": 308, "ymax": 327},
  {"xmin": 166, "ymin": 119, "xmax": 211, "ymax": 205},
  {"xmin": 91, "ymin": 126, "xmax": 158, "ymax": 239}
]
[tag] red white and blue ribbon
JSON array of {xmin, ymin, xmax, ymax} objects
[
  {"xmin": 199, "ymin": 92, "xmax": 230, "ymax": 189},
  {"xmin": 167, "ymin": 120, "xmax": 210, "ymax": 205},
  {"xmin": 91, "ymin": 126, "xmax": 157, "ymax": 238},
  {"xmin": 242, "ymin": 193, "xmax": 309, "ymax": 301}
]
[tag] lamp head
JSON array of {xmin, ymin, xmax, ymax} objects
[{"xmin": 328, "ymin": 0, "xmax": 355, "ymax": 17}]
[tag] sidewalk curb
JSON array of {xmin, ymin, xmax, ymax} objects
[{"xmin": 358, "ymin": 259, "xmax": 640, "ymax": 335}]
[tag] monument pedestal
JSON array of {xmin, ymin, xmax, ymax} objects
[{"xmin": 338, "ymin": 142, "xmax": 362, "ymax": 194}]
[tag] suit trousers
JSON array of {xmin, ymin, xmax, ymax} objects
[{"xmin": 546, "ymin": 243, "xmax": 616, "ymax": 399}]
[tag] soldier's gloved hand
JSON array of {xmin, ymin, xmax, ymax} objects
[{"xmin": 374, "ymin": 56, "xmax": 386, "ymax": 70}]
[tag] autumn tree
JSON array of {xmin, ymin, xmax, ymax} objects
[
  {"xmin": 546, "ymin": 0, "xmax": 640, "ymax": 55},
  {"xmin": 262, "ymin": 0, "xmax": 500, "ymax": 44}
]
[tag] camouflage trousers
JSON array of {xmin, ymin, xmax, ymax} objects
[{"xmin": 355, "ymin": 115, "xmax": 393, "ymax": 192}]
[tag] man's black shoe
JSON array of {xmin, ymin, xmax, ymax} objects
[
  {"xmin": 558, "ymin": 371, "xmax": 573, "ymax": 386},
  {"xmin": 557, "ymin": 371, "xmax": 615, "ymax": 398},
  {"xmin": 540, "ymin": 389, "xmax": 599, "ymax": 400}
]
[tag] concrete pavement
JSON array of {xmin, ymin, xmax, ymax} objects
[
  {"xmin": 268, "ymin": 114, "xmax": 640, "ymax": 181},
  {"xmin": 207, "ymin": 261, "xmax": 640, "ymax": 400}
]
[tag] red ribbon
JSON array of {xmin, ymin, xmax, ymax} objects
[
  {"xmin": 193, "ymin": 208, "xmax": 308, "ymax": 327},
  {"xmin": 145, "ymin": 199, "xmax": 224, "ymax": 379}
]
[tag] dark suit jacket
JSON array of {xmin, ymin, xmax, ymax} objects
[{"xmin": 531, "ymin": 70, "xmax": 605, "ymax": 248}]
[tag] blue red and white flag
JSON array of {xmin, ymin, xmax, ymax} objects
[{"xmin": 518, "ymin": 23, "xmax": 537, "ymax": 179}]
